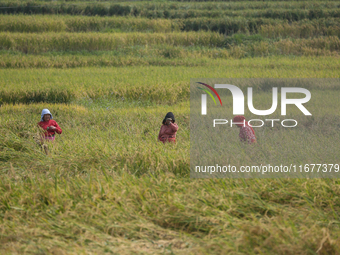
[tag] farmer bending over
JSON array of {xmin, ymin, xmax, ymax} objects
[
  {"xmin": 158, "ymin": 112, "xmax": 178, "ymax": 143},
  {"xmin": 233, "ymin": 115, "xmax": 256, "ymax": 144}
]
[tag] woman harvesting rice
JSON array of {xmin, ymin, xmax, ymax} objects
[
  {"xmin": 233, "ymin": 115, "xmax": 256, "ymax": 144},
  {"xmin": 38, "ymin": 109, "xmax": 62, "ymax": 141},
  {"xmin": 36, "ymin": 109, "xmax": 62, "ymax": 155},
  {"xmin": 158, "ymin": 112, "xmax": 178, "ymax": 143}
]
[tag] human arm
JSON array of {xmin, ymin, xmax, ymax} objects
[
  {"xmin": 168, "ymin": 122, "xmax": 178, "ymax": 132},
  {"xmin": 158, "ymin": 126, "xmax": 163, "ymax": 141},
  {"xmin": 48, "ymin": 121, "xmax": 62, "ymax": 135}
]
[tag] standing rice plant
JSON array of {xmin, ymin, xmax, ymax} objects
[
  {"xmin": 274, "ymin": 36, "xmax": 340, "ymax": 55},
  {"xmin": 0, "ymin": 32, "xmax": 225, "ymax": 53},
  {"xmin": 0, "ymin": 15, "xmax": 66, "ymax": 33},
  {"xmin": 259, "ymin": 23, "xmax": 340, "ymax": 39}
]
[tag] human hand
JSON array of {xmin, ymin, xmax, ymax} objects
[
  {"xmin": 166, "ymin": 118, "xmax": 172, "ymax": 125},
  {"xmin": 48, "ymin": 126, "xmax": 56, "ymax": 130}
]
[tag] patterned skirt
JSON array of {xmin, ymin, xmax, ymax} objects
[{"xmin": 44, "ymin": 135, "xmax": 55, "ymax": 141}]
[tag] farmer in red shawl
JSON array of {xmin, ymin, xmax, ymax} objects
[
  {"xmin": 158, "ymin": 112, "xmax": 178, "ymax": 143},
  {"xmin": 233, "ymin": 115, "xmax": 256, "ymax": 144},
  {"xmin": 38, "ymin": 109, "xmax": 62, "ymax": 142}
]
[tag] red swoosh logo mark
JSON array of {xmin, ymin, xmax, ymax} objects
[{"xmin": 197, "ymin": 82, "xmax": 222, "ymax": 106}]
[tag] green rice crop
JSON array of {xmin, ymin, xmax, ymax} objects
[
  {"xmin": 1, "ymin": 1, "xmax": 339, "ymax": 19},
  {"xmin": 3, "ymin": 15, "xmax": 340, "ymax": 38},
  {"xmin": 0, "ymin": 42, "xmax": 339, "ymax": 69},
  {"xmin": 1, "ymin": 1, "xmax": 340, "ymax": 253},
  {"xmin": 180, "ymin": 17, "xmax": 340, "ymax": 36},
  {"xmin": 0, "ymin": 15, "xmax": 175, "ymax": 33},
  {"xmin": 1, "ymin": 32, "xmax": 340, "ymax": 54},
  {"xmin": 0, "ymin": 1, "xmax": 339, "ymax": 21},
  {"xmin": 0, "ymin": 102, "xmax": 190, "ymax": 175},
  {"xmin": 0, "ymin": 32, "xmax": 225, "ymax": 53},
  {"xmin": 1, "ymin": 87, "xmax": 340, "ymax": 253},
  {"xmin": 1, "ymin": 33, "xmax": 339, "ymax": 57},
  {"xmin": 0, "ymin": 56, "xmax": 339, "ymax": 105},
  {"xmin": 1, "ymin": 87, "xmax": 339, "ymax": 173},
  {"xmin": 260, "ymin": 23, "xmax": 340, "ymax": 39},
  {"xmin": 0, "ymin": 49, "xmax": 230, "ymax": 69},
  {"xmin": 1, "ymin": 170, "xmax": 340, "ymax": 254},
  {"xmin": 140, "ymin": 9, "xmax": 340, "ymax": 21}
]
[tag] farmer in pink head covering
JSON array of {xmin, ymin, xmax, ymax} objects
[
  {"xmin": 158, "ymin": 112, "xmax": 178, "ymax": 144},
  {"xmin": 233, "ymin": 115, "xmax": 256, "ymax": 144}
]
